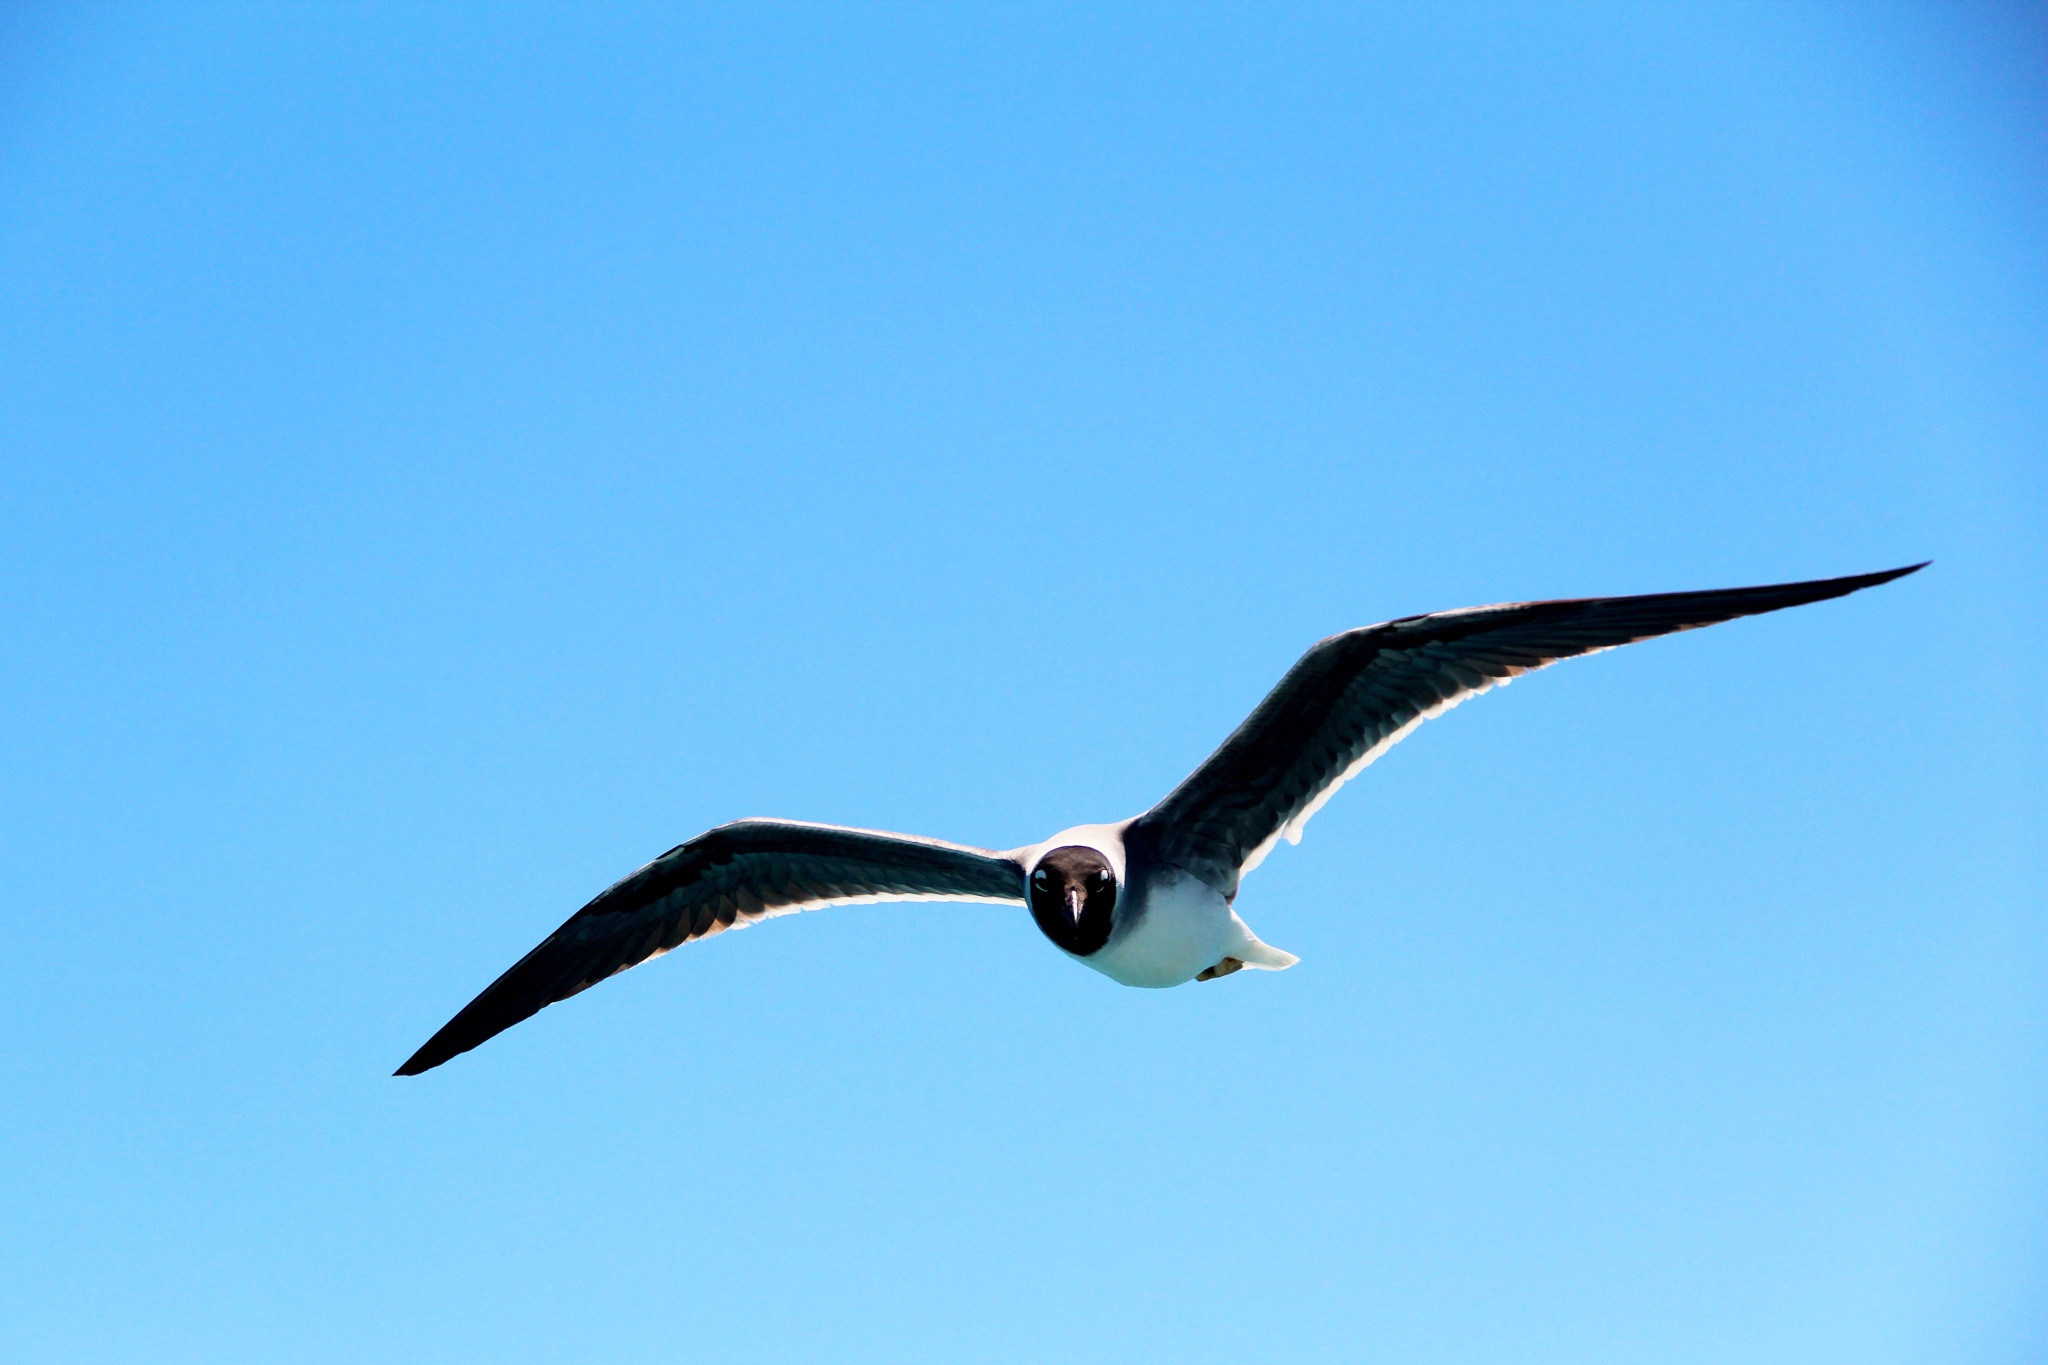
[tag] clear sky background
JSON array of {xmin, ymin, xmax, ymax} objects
[{"xmin": 1, "ymin": 5, "xmax": 2041, "ymax": 1363}]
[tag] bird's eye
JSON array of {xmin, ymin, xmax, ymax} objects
[{"xmin": 1033, "ymin": 869, "xmax": 1048, "ymax": 882}]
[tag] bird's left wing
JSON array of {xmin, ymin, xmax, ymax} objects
[
  {"xmin": 397, "ymin": 819, "xmax": 1025, "ymax": 1075},
  {"xmin": 1131, "ymin": 564, "xmax": 1924, "ymax": 897}
]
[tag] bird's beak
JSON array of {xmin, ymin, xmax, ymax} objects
[{"xmin": 1066, "ymin": 886, "xmax": 1087, "ymax": 923}]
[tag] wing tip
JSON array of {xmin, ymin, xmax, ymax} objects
[
  {"xmin": 393, "ymin": 1042, "xmax": 452, "ymax": 1077},
  {"xmin": 393, "ymin": 1012, "xmax": 502, "ymax": 1077},
  {"xmin": 1804, "ymin": 560, "xmax": 1927, "ymax": 602}
]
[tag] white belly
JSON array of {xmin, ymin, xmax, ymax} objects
[{"xmin": 1077, "ymin": 865, "xmax": 1233, "ymax": 988}]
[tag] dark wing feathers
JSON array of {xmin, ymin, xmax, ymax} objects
[
  {"xmin": 1134, "ymin": 564, "xmax": 1925, "ymax": 895},
  {"xmin": 396, "ymin": 819, "xmax": 1024, "ymax": 1075}
]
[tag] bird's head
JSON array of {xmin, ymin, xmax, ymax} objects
[{"xmin": 1027, "ymin": 844, "xmax": 1118, "ymax": 956}]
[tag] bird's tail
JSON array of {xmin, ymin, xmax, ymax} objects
[
  {"xmin": 1226, "ymin": 913, "xmax": 1300, "ymax": 971},
  {"xmin": 1238, "ymin": 939, "xmax": 1300, "ymax": 971}
]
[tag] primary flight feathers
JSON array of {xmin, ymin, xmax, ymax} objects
[{"xmin": 398, "ymin": 563, "xmax": 1923, "ymax": 1076}]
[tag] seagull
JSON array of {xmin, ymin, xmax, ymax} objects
[{"xmin": 397, "ymin": 563, "xmax": 1922, "ymax": 1075}]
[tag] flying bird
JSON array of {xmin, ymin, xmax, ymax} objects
[{"xmin": 397, "ymin": 564, "xmax": 1922, "ymax": 1075}]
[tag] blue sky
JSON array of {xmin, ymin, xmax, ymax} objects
[{"xmin": 1, "ymin": 4, "xmax": 2041, "ymax": 1362}]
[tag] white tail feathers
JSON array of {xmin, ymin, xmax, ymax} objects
[
  {"xmin": 1237, "ymin": 939, "xmax": 1300, "ymax": 971},
  {"xmin": 1224, "ymin": 912, "xmax": 1300, "ymax": 972}
]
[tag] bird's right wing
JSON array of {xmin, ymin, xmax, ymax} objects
[
  {"xmin": 1132, "ymin": 564, "xmax": 1924, "ymax": 896},
  {"xmin": 397, "ymin": 819, "xmax": 1025, "ymax": 1075}
]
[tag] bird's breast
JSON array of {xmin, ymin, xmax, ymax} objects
[{"xmin": 1075, "ymin": 864, "xmax": 1232, "ymax": 988}]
